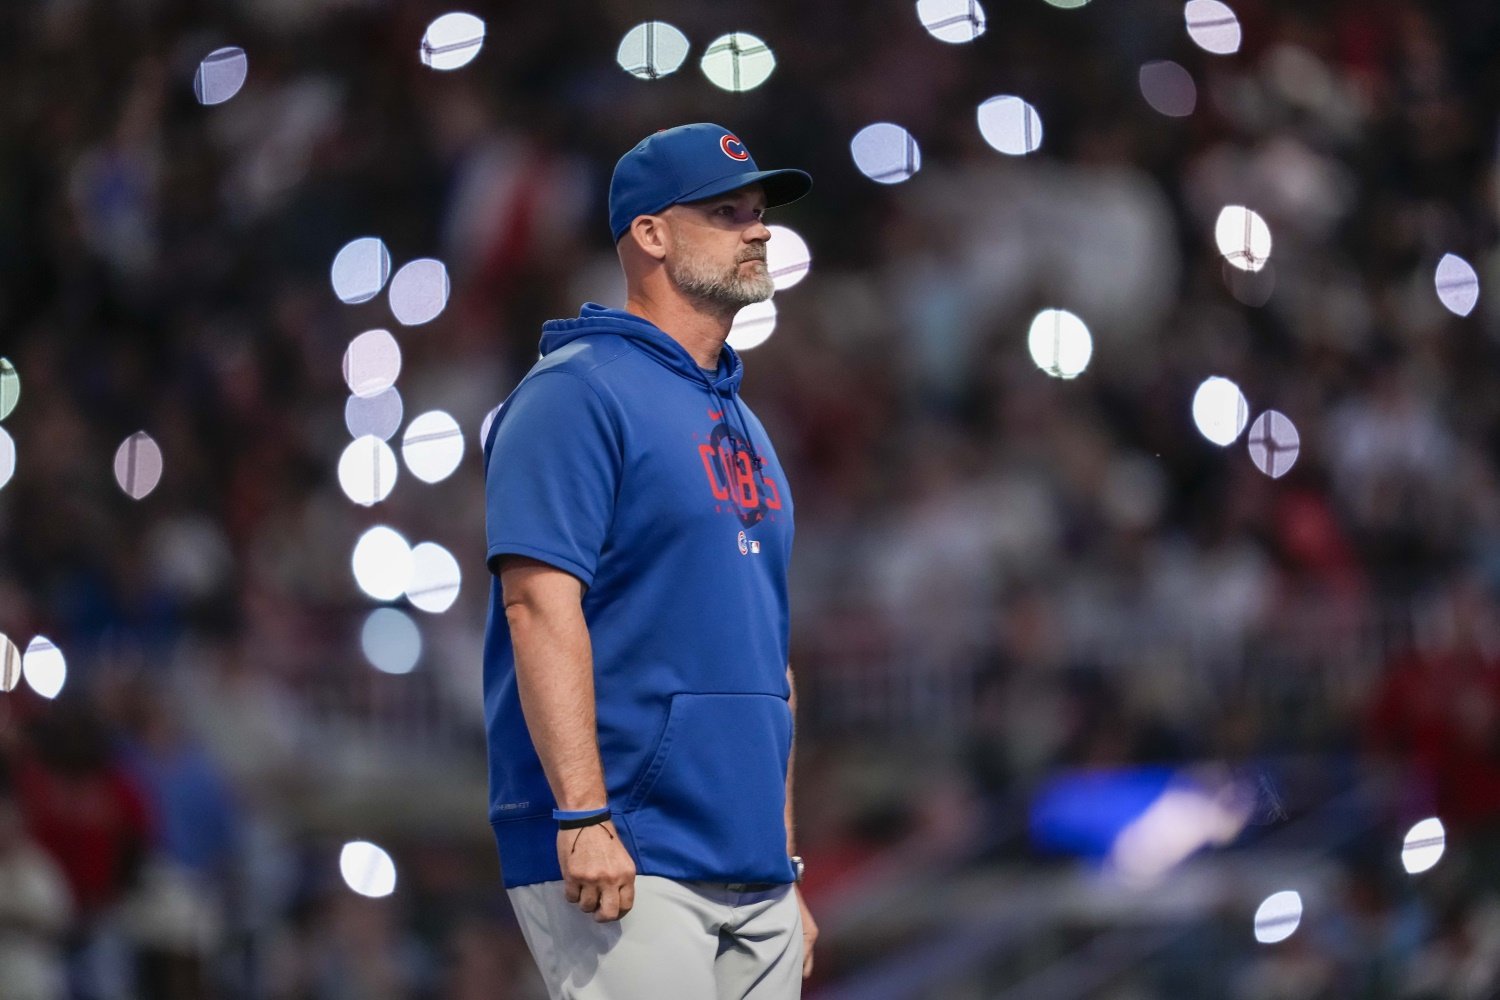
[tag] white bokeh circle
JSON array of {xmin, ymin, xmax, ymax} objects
[
  {"xmin": 1215, "ymin": 206, "xmax": 1273, "ymax": 273},
  {"xmin": 352, "ymin": 526, "xmax": 414, "ymax": 602},
  {"xmin": 340, "ymin": 840, "xmax": 398, "ymax": 897},
  {"xmin": 406, "ymin": 542, "xmax": 462, "ymax": 614},
  {"xmin": 765, "ymin": 226, "xmax": 811, "ymax": 290},
  {"xmin": 338, "ymin": 435, "xmax": 399, "ymax": 506},
  {"xmin": 22, "ymin": 636, "xmax": 66, "ymax": 700},
  {"xmin": 917, "ymin": 0, "xmax": 987, "ymax": 43},
  {"xmin": 700, "ymin": 33, "xmax": 776, "ymax": 92},
  {"xmin": 728, "ymin": 300, "xmax": 778, "ymax": 352},
  {"xmin": 360, "ymin": 609, "xmax": 422, "ymax": 676},
  {"xmin": 331, "ymin": 237, "xmax": 392, "ymax": 305},
  {"xmin": 1253, "ymin": 890, "xmax": 1303, "ymax": 944},
  {"xmin": 194, "ymin": 47, "xmax": 248, "ymax": 106},
  {"xmin": 617, "ymin": 21, "xmax": 691, "ymax": 80},
  {"xmin": 1192, "ymin": 376, "xmax": 1251, "ymax": 447},
  {"xmin": 1185, "ymin": 0, "xmax": 1242, "ymax": 55},
  {"xmin": 421, "ymin": 13, "xmax": 486, "ymax": 71},
  {"xmin": 1435, "ymin": 253, "xmax": 1480, "ymax": 317},
  {"xmin": 402, "ymin": 411, "xmax": 464, "ymax": 484},
  {"xmin": 1027, "ymin": 309, "xmax": 1093, "ymax": 379},
  {"xmin": 977, "ymin": 96, "xmax": 1044, "ymax": 156},
  {"xmin": 851, "ymin": 123, "xmax": 922, "ymax": 185}
]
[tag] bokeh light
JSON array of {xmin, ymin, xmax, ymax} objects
[
  {"xmin": 1192, "ymin": 377, "xmax": 1250, "ymax": 446},
  {"xmin": 420, "ymin": 13, "xmax": 485, "ymax": 71},
  {"xmin": 1402, "ymin": 817, "xmax": 1446, "ymax": 875},
  {"xmin": 1185, "ymin": 0, "xmax": 1242, "ymax": 55},
  {"xmin": 343, "ymin": 330, "xmax": 402, "ymax": 398},
  {"xmin": 1215, "ymin": 206, "xmax": 1273, "ymax": 273},
  {"xmin": 1247, "ymin": 410, "xmax": 1299, "ymax": 479},
  {"xmin": 389, "ymin": 259, "xmax": 451, "ymax": 326},
  {"xmin": 700, "ymin": 32, "xmax": 776, "ymax": 92},
  {"xmin": 352, "ymin": 526, "xmax": 413, "ymax": 602},
  {"xmin": 114, "ymin": 431, "xmax": 164, "ymax": 500},
  {"xmin": 916, "ymin": 0, "xmax": 987, "ymax": 44},
  {"xmin": 1435, "ymin": 253, "xmax": 1479, "ymax": 317},
  {"xmin": 977, "ymin": 96, "xmax": 1044, "ymax": 156},
  {"xmin": 345, "ymin": 388, "xmax": 404, "ymax": 442},
  {"xmin": 0, "ymin": 633, "xmax": 18, "ymax": 693},
  {"xmin": 1109, "ymin": 781, "xmax": 1252, "ymax": 883},
  {"xmin": 340, "ymin": 840, "xmax": 398, "ymax": 897},
  {"xmin": 361, "ymin": 608, "xmax": 422, "ymax": 676},
  {"xmin": 406, "ymin": 542, "xmax": 462, "ymax": 614},
  {"xmin": 1027, "ymin": 309, "xmax": 1093, "ymax": 379},
  {"xmin": 0, "ymin": 358, "xmax": 19, "ymax": 420},
  {"xmin": 0, "ymin": 427, "xmax": 13, "ymax": 492},
  {"xmin": 338, "ymin": 435, "xmax": 399, "ymax": 506},
  {"xmin": 194, "ymin": 47, "xmax": 248, "ymax": 106},
  {"xmin": 1139, "ymin": 60, "xmax": 1197, "ymax": 117},
  {"xmin": 1253, "ymin": 890, "xmax": 1303, "ymax": 944},
  {"xmin": 401, "ymin": 411, "xmax": 464, "ymax": 484},
  {"xmin": 766, "ymin": 226, "xmax": 811, "ymax": 290},
  {"xmin": 617, "ymin": 21, "xmax": 691, "ymax": 80},
  {"xmin": 850, "ymin": 123, "xmax": 922, "ymax": 185},
  {"xmin": 22, "ymin": 636, "xmax": 65, "ymax": 700},
  {"xmin": 331, "ymin": 237, "xmax": 392, "ymax": 305},
  {"xmin": 728, "ymin": 300, "xmax": 778, "ymax": 352}
]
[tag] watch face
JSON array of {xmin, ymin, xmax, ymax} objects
[{"xmin": 792, "ymin": 856, "xmax": 805, "ymax": 882}]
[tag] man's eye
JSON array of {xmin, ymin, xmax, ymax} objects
[{"xmin": 717, "ymin": 206, "xmax": 735, "ymax": 216}]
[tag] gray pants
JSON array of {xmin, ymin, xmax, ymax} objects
[{"xmin": 507, "ymin": 876, "xmax": 803, "ymax": 1000}]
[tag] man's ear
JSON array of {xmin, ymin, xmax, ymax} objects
[{"xmin": 630, "ymin": 215, "xmax": 670, "ymax": 261}]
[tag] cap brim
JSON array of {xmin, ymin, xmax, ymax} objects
[{"xmin": 679, "ymin": 168, "xmax": 813, "ymax": 210}]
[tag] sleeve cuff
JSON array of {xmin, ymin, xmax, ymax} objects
[{"xmin": 486, "ymin": 542, "xmax": 596, "ymax": 588}]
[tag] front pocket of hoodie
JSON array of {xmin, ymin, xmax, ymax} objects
[{"xmin": 624, "ymin": 692, "xmax": 793, "ymax": 883}]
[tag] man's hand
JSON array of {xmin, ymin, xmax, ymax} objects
[
  {"xmin": 558, "ymin": 821, "xmax": 637, "ymax": 922},
  {"xmin": 796, "ymin": 886, "xmax": 818, "ymax": 978}
]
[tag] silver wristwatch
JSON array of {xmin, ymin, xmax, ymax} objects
[{"xmin": 790, "ymin": 855, "xmax": 805, "ymax": 884}]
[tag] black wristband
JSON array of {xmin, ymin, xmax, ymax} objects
[{"xmin": 557, "ymin": 810, "xmax": 612, "ymax": 830}]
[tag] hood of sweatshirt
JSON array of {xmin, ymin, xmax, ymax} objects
[
  {"xmin": 539, "ymin": 302, "xmax": 763, "ymax": 470},
  {"xmin": 539, "ymin": 302, "xmax": 745, "ymax": 394}
]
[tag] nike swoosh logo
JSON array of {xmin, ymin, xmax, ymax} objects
[{"xmin": 707, "ymin": 408, "xmax": 724, "ymax": 420}]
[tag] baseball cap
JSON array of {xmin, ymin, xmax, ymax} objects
[{"xmin": 609, "ymin": 123, "xmax": 813, "ymax": 243}]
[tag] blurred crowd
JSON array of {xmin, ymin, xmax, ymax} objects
[{"xmin": 3, "ymin": 0, "xmax": 1500, "ymax": 996}]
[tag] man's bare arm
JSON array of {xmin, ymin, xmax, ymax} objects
[
  {"xmin": 500, "ymin": 554, "xmax": 636, "ymax": 921},
  {"xmin": 500, "ymin": 556, "xmax": 609, "ymax": 809}
]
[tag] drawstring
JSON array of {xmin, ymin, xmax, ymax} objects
[
  {"xmin": 703, "ymin": 370, "xmax": 763, "ymax": 472},
  {"xmin": 729, "ymin": 394, "xmax": 765, "ymax": 472}
]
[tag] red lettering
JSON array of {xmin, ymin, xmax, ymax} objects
[
  {"xmin": 734, "ymin": 451, "xmax": 759, "ymax": 508},
  {"xmin": 699, "ymin": 444, "xmax": 730, "ymax": 501},
  {"xmin": 761, "ymin": 474, "xmax": 782, "ymax": 510}
]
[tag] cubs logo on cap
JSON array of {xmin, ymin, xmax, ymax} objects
[
  {"xmin": 609, "ymin": 123, "xmax": 813, "ymax": 243},
  {"xmin": 720, "ymin": 134, "xmax": 750, "ymax": 161}
]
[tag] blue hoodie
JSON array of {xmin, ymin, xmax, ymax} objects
[{"xmin": 482, "ymin": 303, "xmax": 796, "ymax": 889}]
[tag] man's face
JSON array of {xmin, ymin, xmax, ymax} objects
[{"xmin": 661, "ymin": 185, "xmax": 774, "ymax": 311}]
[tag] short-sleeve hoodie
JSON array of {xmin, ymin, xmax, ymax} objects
[{"xmin": 482, "ymin": 303, "xmax": 795, "ymax": 888}]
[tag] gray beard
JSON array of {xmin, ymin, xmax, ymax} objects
[{"xmin": 667, "ymin": 253, "xmax": 775, "ymax": 313}]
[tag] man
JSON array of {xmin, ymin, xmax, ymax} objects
[{"xmin": 481, "ymin": 123, "xmax": 817, "ymax": 999}]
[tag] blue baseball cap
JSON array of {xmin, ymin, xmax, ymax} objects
[{"xmin": 609, "ymin": 123, "xmax": 812, "ymax": 243}]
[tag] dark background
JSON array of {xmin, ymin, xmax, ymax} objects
[{"xmin": 2, "ymin": 0, "xmax": 1500, "ymax": 996}]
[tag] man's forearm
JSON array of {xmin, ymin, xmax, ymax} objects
[
  {"xmin": 786, "ymin": 664, "xmax": 797, "ymax": 855},
  {"xmin": 507, "ymin": 600, "xmax": 609, "ymax": 810}
]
